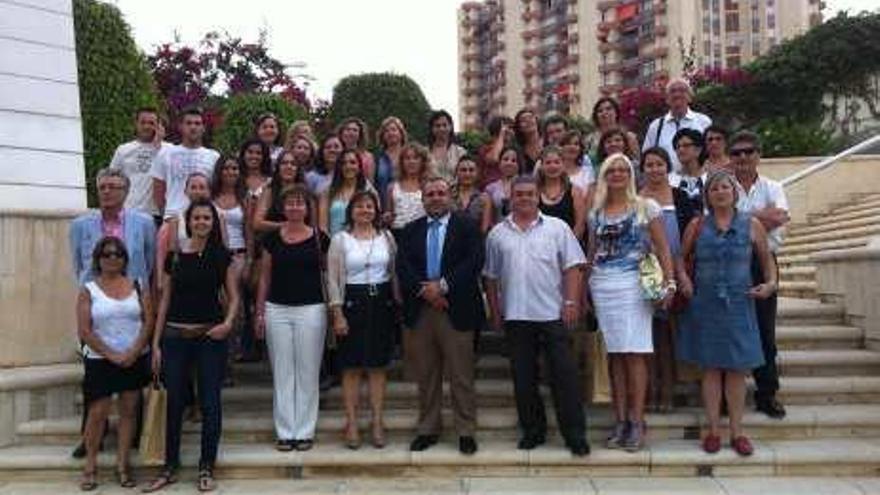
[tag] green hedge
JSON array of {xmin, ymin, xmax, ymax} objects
[
  {"xmin": 328, "ymin": 73, "xmax": 432, "ymax": 147},
  {"xmin": 73, "ymin": 0, "xmax": 159, "ymax": 205},
  {"xmin": 212, "ymin": 93, "xmax": 309, "ymax": 156}
]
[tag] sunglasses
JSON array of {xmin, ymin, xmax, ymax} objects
[
  {"xmin": 730, "ymin": 148, "xmax": 757, "ymax": 157},
  {"xmin": 100, "ymin": 251, "xmax": 123, "ymax": 259}
]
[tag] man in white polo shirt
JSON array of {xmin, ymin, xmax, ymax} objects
[
  {"xmin": 642, "ymin": 77, "xmax": 712, "ymax": 173},
  {"xmin": 484, "ymin": 175, "xmax": 589, "ymax": 457},
  {"xmin": 731, "ymin": 130, "xmax": 790, "ymax": 419}
]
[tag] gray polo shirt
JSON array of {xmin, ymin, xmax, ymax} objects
[{"xmin": 484, "ymin": 213, "xmax": 586, "ymax": 322}]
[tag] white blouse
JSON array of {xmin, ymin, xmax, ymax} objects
[{"xmin": 341, "ymin": 231, "xmax": 392, "ymax": 284}]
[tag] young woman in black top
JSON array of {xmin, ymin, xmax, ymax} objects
[
  {"xmin": 145, "ymin": 198, "xmax": 239, "ymax": 493},
  {"xmin": 537, "ymin": 146, "xmax": 587, "ymax": 241},
  {"xmin": 255, "ymin": 184, "xmax": 329, "ymax": 452}
]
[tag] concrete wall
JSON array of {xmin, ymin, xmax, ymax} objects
[
  {"xmin": 0, "ymin": 210, "xmax": 81, "ymax": 367},
  {"xmin": 0, "ymin": 0, "xmax": 86, "ymax": 211},
  {"xmin": 760, "ymin": 154, "xmax": 880, "ymax": 225}
]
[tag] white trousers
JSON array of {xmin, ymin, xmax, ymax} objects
[{"xmin": 265, "ymin": 302, "xmax": 327, "ymax": 441}]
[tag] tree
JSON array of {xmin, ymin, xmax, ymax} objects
[
  {"xmin": 147, "ymin": 30, "xmax": 311, "ymax": 142},
  {"xmin": 73, "ymin": 0, "xmax": 160, "ymax": 205},
  {"xmin": 693, "ymin": 11, "xmax": 880, "ymax": 154},
  {"xmin": 212, "ymin": 93, "xmax": 309, "ymax": 155},
  {"xmin": 329, "ymin": 73, "xmax": 432, "ymax": 147}
]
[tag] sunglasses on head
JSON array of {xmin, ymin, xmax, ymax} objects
[{"xmin": 730, "ymin": 148, "xmax": 757, "ymax": 157}]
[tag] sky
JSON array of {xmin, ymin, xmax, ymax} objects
[{"xmin": 111, "ymin": 0, "xmax": 877, "ymax": 123}]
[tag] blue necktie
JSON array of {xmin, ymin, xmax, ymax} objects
[{"xmin": 427, "ymin": 219, "xmax": 441, "ymax": 280}]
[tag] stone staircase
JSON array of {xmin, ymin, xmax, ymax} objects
[
  {"xmin": 779, "ymin": 193, "xmax": 880, "ymax": 298},
  {"xmin": 2, "ymin": 297, "xmax": 880, "ymax": 481}
]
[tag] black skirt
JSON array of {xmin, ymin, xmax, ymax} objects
[
  {"xmin": 336, "ymin": 283, "xmax": 395, "ymax": 370},
  {"xmin": 83, "ymin": 353, "xmax": 151, "ymax": 401}
]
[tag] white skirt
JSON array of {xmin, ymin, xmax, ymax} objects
[{"xmin": 590, "ymin": 270, "xmax": 654, "ymax": 353}]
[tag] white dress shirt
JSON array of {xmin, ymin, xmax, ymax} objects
[
  {"xmin": 642, "ymin": 108, "xmax": 712, "ymax": 173},
  {"xmin": 736, "ymin": 175, "xmax": 789, "ymax": 253}
]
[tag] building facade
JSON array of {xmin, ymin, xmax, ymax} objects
[{"xmin": 457, "ymin": 0, "xmax": 824, "ymax": 131}]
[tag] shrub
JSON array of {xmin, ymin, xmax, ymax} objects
[
  {"xmin": 212, "ymin": 93, "xmax": 309, "ymax": 155},
  {"xmin": 73, "ymin": 0, "xmax": 159, "ymax": 205}
]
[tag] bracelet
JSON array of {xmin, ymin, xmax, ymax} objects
[{"xmin": 563, "ymin": 300, "xmax": 577, "ymax": 307}]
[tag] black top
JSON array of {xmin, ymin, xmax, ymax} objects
[
  {"xmin": 165, "ymin": 247, "xmax": 231, "ymax": 324},
  {"xmin": 263, "ymin": 229, "xmax": 330, "ymax": 306},
  {"xmin": 672, "ymin": 186, "xmax": 702, "ymax": 237},
  {"xmin": 539, "ymin": 185, "xmax": 576, "ymax": 228}
]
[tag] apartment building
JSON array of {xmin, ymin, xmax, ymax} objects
[{"xmin": 457, "ymin": 0, "xmax": 823, "ymax": 131}]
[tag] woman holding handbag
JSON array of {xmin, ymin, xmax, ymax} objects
[
  {"xmin": 144, "ymin": 198, "xmax": 239, "ymax": 493},
  {"xmin": 77, "ymin": 237, "xmax": 153, "ymax": 491},
  {"xmin": 587, "ymin": 153, "xmax": 674, "ymax": 452},
  {"xmin": 255, "ymin": 184, "xmax": 330, "ymax": 452}
]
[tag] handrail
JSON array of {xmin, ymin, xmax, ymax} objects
[{"xmin": 781, "ymin": 133, "xmax": 880, "ymax": 188}]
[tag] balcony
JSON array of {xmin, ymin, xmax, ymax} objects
[
  {"xmin": 599, "ymin": 61, "xmax": 623, "ymax": 74},
  {"xmin": 600, "ymin": 83, "xmax": 622, "ymax": 94},
  {"xmin": 599, "ymin": 42, "xmax": 614, "ymax": 53},
  {"xmin": 463, "ymin": 104, "xmax": 478, "ymax": 113},
  {"xmin": 523, "ymin": 65, "xmax": 538, "ymax": 77},
  {"xmin": 653, "ymin": 45, "xmax": 669, "ymax": 58},
  {"xmin": 463, "ymin": 87, "xmax": 478, "ymax": 97},
  {"xmin": 654, "ymin": 0, "xmax": 667, "ymax": 14},
  {"xmin": 463, "ymin": 53, "xmax": 481, "ymax": 62},
  {"xmin": 568, "ymin": 32, "xmax": 579, "ymax": 44},
  {"xmin": 567, "ymin": 13, "xmax": 578, "ymax": 24},
  {"xmin": 567, "ymin": 53, "xmax": 579, "ymax": 64}
]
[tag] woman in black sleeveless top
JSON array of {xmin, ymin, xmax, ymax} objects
[{"xmin": 537, "ymin": 146, "xmax": 587, "ymax": 241}]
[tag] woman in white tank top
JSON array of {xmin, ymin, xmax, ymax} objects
[
  {"xmin": 384, "ymin": 143, "xmax": 429, "ymax": 235},
  {"xmin": 76, "ymin": 237, "xmax": 152, "ymax": 491}
]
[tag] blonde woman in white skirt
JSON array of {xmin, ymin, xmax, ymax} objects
[{"xmin": 586, "ymin": 153, "xmax": 674, "ymax": 452}]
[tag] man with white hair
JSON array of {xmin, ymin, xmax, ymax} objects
[{"xmin": 642, "ymin": 77, "xmax": 712, "ymax": 173}]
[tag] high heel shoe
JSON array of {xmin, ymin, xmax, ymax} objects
[{"xmin": 343, "ymin": 422, "xmax": 361, "ymax": 450}]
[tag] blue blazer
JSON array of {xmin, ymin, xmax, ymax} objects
[{"xmin": 69, "ymin": 209, "xmax": 156, "ymax": 287}]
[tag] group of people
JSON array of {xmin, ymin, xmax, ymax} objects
[{"xmin": 68, "ymin": 76, "xmax": 790, "ymax": 492}]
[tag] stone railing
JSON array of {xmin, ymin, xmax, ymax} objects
[
  {"xmin": 814, "ymin": 239, "xmax": 880, "ymax": 351},
  {"xmin": 761, "ymin": 154, "xmax": 880, "ymax": 225}
]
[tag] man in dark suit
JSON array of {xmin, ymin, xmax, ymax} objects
[{"xmin": 397, "ymin": 176, "xmax": 485, "ymax": 455}]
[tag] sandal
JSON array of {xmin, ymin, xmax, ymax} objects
[
  {"xmin": 197, "ymin": 467, "xmax": 217, "ymax": 492},
  {"xmin": 371, "ymin": 420, "xmax": 386, "ymax": 449},
  {"xmin": 343, "ymin": 422, "xmax": 361, "ymax": 450},
  {"xmin": 116, "ymin": 466, "xmax": 137, "ymax": 488},
  {"xmin": 141, "ymin": 468, "xmax": 177, "ymax": 493},
  {"xmin": 79, "ymin": 469, "xmax": 98, "ymax": 491}
]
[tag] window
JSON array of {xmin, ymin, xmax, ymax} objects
[
  {"xmin": 752, "ymin": 12, "xmax": 760, "ymax": 32},
  {"xmin": 704, "ymin": 40, "xmax": 712, "ymax": 55},
  {"xmin": 703, "ymin": 15, "xmax": 711, "ymax": 32},
  {"xmin": 767, "ymin": 13, "xmax": 776, "ymax": 29},
  {"xmin": 641, "ymin": 60, "xmax": 656, "ymax": 77},
  {"xmin": 712, "ymin": 17, "xmax": 721, "ymax": 35},
  {"xmin": 727, "ymin": 55, "xmax": 741, "ymax": 67},
  {"xmin": 724, "ymin": 0, "xmax": 738, "ymax": 9},
  {"xmin": 752, "ymin": 40, "xmax": 761, "ymax": 56},
  {"xmin": 726, "ymin": 12, "xmax": 740, "ymax": 31}
]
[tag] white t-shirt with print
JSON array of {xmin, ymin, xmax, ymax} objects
[
  {"xmin": 150, "ymin": 144, "xmax": 220, "ymax": 218},
  {"xmin": 110, "ymin": 140, "xmax": 170, "ymax": 215}
]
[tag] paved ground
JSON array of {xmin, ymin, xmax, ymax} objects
[{"xmin": 2, "ymin": 477, "xmax": 880, "ymax": 494}]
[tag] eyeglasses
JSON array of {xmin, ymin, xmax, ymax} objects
[
  {"xmin": 730, "ymin": 148, "xmax": 757, "ymax": 157},
  {"xmin": 100, "ymin": 251, "xmax": 123, "ymax": 259},
  {"xmin": 675, "ymin": 142, "xmax": 697, "ymax": 149},
  {"xmin": 98, "ymin": 185, "xmax": 125, "ymax": 191}
]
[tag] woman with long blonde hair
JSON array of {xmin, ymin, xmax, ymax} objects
[{"xmin": 586, "ymin": 153, "xmax": 674, "ymax": 452}]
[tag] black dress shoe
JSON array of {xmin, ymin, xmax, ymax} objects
[
  {"xmin": 568, "ymin": 439, "xmax": 591, "ymax": 457},
  {"xmin": 756, "ymin": 398, "xmax": 786, "ymax": 419},
  {"xmin": 516, "ymin": 434, "xmax": 545, "ymax": 450},
  {"xmin": 71, "ymin": 441, "xmax": 86, "ymax": 459},
  {"xmin": 409, "ymin": 434, "xmax": 439, "ymax": 452},
  {"xmin": 459, "ymin": 436, "xmax": 478, "ymax": 455}
]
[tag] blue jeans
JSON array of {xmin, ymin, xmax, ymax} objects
[{"xmin": 161, "ymin": 333, "xmax": 227, "ymax": 470}]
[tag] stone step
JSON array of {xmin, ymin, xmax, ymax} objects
[
  {"xmin": 2, "ymin": 438, "xmax": 880, "ymax": 479},
  {"xmin": 780, "ymin": 265, "xmax": 817, "ymax": 281},
  {"xmin": 19, "ymin": 405, "xmax": 880, "ymax": 447},
  {"xmin": 777, "ymin": 254, "xmax": 814, "ymax": 267},
  {"xmin": 807, "ymin": 206, "xmax": 880, "ymax": 227},
  {"xmin": 778, "ymin": 281, "xmax": 819, "ymax": 299},
  {"xmin": 1, "ymin": 476, "xmax": 879, "ymax": 495},
  {"xmin": 778, "ymin": 349, "xmax": 880, "ymax": 377},
  {"xmin": 826, "ymin": 198, "xmax": 880, "ymax": 216},
  {"xmin": 790, "ymin": 215, "xmax": 880, "ymax": 237},
  {"xmin": 775, "ymin": 298, "xmax": 844, "ymax": 326},
  {"xmin": 231, "ymin": 325, "xmax": 862, "ymax": 385},
  {"xmin": 778, "ymin": 237, "xmax": 869, "ymax": 256},
  {"xmin": 784, "ymin": 225, "xmax": 880, "ymax": 247}
]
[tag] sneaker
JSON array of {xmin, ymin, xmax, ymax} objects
[
  {"xmin": 605, "ymin": 421, "xmax": 628, "ymax": 449},
  {"xmin": 622, "ymin": 421, "xmax": 645, "ymax": 452},
  {"xmin": 731, "ymin": 436, "xmax": 754, "ymax": 456}
]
